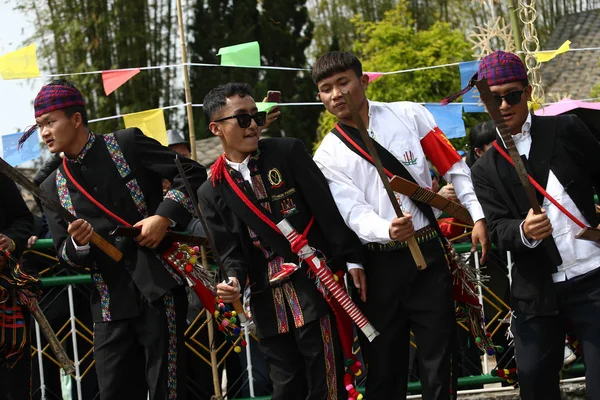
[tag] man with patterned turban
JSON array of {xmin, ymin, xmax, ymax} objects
[
  {"xmin": 455, "ymin": 51, "xmax": 600, "ymax": 399},
  {"xmin": 24, "ymin": 79, "xmax": 206, "ymax": 399}
]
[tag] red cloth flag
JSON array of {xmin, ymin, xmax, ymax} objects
[
  {"xmin": 421, "ymin": 126, "xmax": 461, "ymax": 176},
  {"xmin": 102, "ymin": 68, "xmax": 141, "ymax": 96}
]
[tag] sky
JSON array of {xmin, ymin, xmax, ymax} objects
[{"xmin": 0, "ymin": 1, "xmax": 43, "ymax": 135}]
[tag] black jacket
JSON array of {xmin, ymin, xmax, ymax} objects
[
  {"xmin": 198, "ymin": 138, "xmax": 364, "ymax": 338},
  {"xmin": 41, "ymin": 128, "xmax": 206, "ymax": 322},
  {"xmin": 471, "ymin": 114, "xmax": 600, "ymax": 315}
]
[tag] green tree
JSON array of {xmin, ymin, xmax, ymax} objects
[
  {"xmin": 314, "ymin": 1, "xmax": 486, "ymax": 151},
  {"xmin": 189, "ymin": 0, "xmax": 319, "ymax": 147},
  {"xmin": 187, "ymin": 0, "xmax": 261, "ymax": 140},
  {"xmin": 16, "ymin": 0, "xmax": 179, "ymax": 134}
]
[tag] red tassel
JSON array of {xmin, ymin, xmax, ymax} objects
[{"xmin": 210, "ymin": 153, "xmax": 227, "ymax": 186}]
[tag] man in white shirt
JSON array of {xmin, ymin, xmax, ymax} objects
[
  {"xmin": 464, "ymin": 51, "xmax": 600, "ymax": 399},
  {"xmin": 312, "ymin": 51, "xmax": 489, "ymax": 400}
]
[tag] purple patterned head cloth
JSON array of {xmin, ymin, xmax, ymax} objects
[
  {"xmin": 440, "ymin": 51, "xmax": 528, "ymax": 105},
  {"xmin": 18, "ymin": 83, "xmax": 85, "ymax": 149}
]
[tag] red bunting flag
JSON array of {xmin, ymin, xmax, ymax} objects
[
  {"xmin": 102, "ymin": 68, "xmax": 141, "ymax": 96},
  {"xmin": 365, "ymin": 72, "xmax": 383, "ymax": 83}
]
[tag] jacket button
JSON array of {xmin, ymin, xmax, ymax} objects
[
  {"xmin": 124, "ymin": 260, "xmax": 130, "ymax": 266},
  {"xmin": 81, "ymin": 165, "xmax": 87, "ymax": 172}
]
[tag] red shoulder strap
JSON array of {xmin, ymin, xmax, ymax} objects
[
  {"xmin": 492, "ymin": 142, "xmax": 586, "ymax": 229},
  {"xmin": 62, "ymin": 158, "xmax": 132, "ymax": 227}
]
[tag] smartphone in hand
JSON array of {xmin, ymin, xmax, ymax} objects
[{"xmin": 266, "ymin": 90, "xmax": 281, "ymax": 113}]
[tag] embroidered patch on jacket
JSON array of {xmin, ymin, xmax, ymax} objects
[
  {"xmin": 320, "ymin": 314, "xmax": 338, "ymax": 400},
  {"xmin": 165, "ymin": 189, "xmax": 195, "ymax": 215},
  {"xmin": 164, "ymin": 293, "xmax": 178, "ymax": 400},
  {"xmin": 401, "ymin": 150, "xmax": 418, "ymax": 166},
  {"xmin": 280, "ymin": 198, "xmax": 298, "ymax": 216},
  {"xmin": 92, "ymin": 272, "xmax": 112, "ymax": 322},
  {"xmin": 267, "ymin": 168, "xmax": 284, "ymax": 188},
  {"xmin": 104, "ymin": 134, "xmax": 149, "ymax": 218}
]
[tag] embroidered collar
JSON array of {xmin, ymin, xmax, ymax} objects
[{"xmin": 65, "ymin": 132, "xmax": 95, "ymax": 164}]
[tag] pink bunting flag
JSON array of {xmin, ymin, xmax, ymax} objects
[
  {"xmin": 365, "ymin": 72, "xmax": 383, "ymax": 83},
  {"xmin": 102, "ymin": 68, "xmax": 141, "ymax": 96}
]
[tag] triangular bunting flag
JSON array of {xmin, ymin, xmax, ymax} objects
[
  {"xmin": 102, "ymin": 68, "xmax": 141, "ymax": 96},
  {"xmin": 217, "ymin": 42, "xmax": 261, "ymax": 67},
  {"xmin": 534, "ymin": 40, "xmax": 571, "ymax": 63},
  {"xmin": 256, "ymin": 102, "xmax": 278, "ymax": 113},
  {"xmin": 0, "ymin": 44, "xmax": 40, "ymax": 80},
  {"xmin": 123, "ymin": 108, "xmax": 168, "ymax": 145},
  {"xmin": 365, "ymin": 72, "xmax": 383, "ymax": 83}
]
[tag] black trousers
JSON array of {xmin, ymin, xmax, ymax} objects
[
  {"xmin": 357, "ymin": 238, "xmax": 457, "ymax": 400},
  {"xmin": 258, "ymin": 313, "xmax": 346, "ymax": 400},
  {"xmin": 513, "ymin": 266, "xmax": 600, "ymax": 400},
  {"xmin": 93, "ymin": 288, "xmax": 188, "ymax": 400}
]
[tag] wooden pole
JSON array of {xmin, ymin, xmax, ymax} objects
[
  {"xmin": 202, "ymin": 245, "xmax": 223, "ymax": 399},
  {"xmin": 175, "ymin": 0, "xmax": 197, "ymax": 160},
  {"xmin": 507, "ymin": 0, "xmax": 524, "ymax": 59}
]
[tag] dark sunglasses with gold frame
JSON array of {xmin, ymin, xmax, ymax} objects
[{"xmin": 213, "ymin": 111, "xmax": 267, "ymax": 128}]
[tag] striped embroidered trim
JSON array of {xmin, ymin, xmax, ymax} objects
[
  {"xmin": 91, "ymin": 272, "xmax": 112, "ymax": 322},
  {"xmin": 272, "ymin": 286, "xmax": 289, "ymax": 334},
  {"xmin": 164, "ymin": 189, "xmax": 195, "ymax": 214},
  {"xmin": 56, "ymin": 170, "xmax": 76, "ymax": 217},
  {"xmin": 163, "ymin": 293, "xmax": 177, "ymax": 400},
  {"xmin": 104, "ymin": 134, "xmax": 149, "ymax": 218},
  {"xmin": 65, "ymin": 133, "xmax": 95, "ymax": 164},
  {"xmin": 282, "ymin": 281, "xmax": 304, "ymax": 328},
  {"xmin": 320, "ymin": 314, "xmax": 338, "ymax": 400},
  {"xmin": 250, "ymin": 172, "xmax": 271, "ymax": 213},
  {"xmin": 60, "ymin": 245, "xmax": 82, "ymax": 269},
  {"xmin": 248, "ymin": 227, "xmax": 271, "ymax": 259},
  {"xmin": 159, "ymin": 255, "xmax": 184, "ymax": 286}
]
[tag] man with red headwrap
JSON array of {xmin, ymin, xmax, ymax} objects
[
  {"xmin": 23, "ymin": 79, "xmax": 206, "ymax": 399},
  {"xmin": 454, "ymin": 51, "xmax": 600, "ymax": 399}
]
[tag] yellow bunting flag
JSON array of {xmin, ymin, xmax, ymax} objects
[
  {"xmin": 217, "ymin": 42, "xmax": 261, "ymax": 67},
  {"xmin": 123, "ymin": 108, "xmax": 168, "ymax": 146},
  {"xmin": 534, "ymin": 40, "xmax": 571, "ymax": 63},
  {"xmin": 0, "ymin": 44, "xmax": 41, "ymax": 80}
]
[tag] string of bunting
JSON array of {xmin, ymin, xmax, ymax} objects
[{"xmin": 2, "ymin": 40, "xmax": 599, "ymax": 165}]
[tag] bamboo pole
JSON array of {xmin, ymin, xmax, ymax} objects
[
  {"xmin": 175, "ymin": 0, "xmax": 197, "ymax": 160},
  {"xmin": 507, "ymin": 0, "xmax": 524, "ymax": 59},
  {"xmin": 201, "ymin": 245, "xmax": 223, "ymax": 399}
]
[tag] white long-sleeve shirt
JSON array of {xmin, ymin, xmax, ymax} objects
[
  {"xmin": 314, "ymin": 100, "xmax": 485, "ymax": 245},
  {"xmin": 505, "ymin": 113, "xmax": 600, "ymax": 283}
]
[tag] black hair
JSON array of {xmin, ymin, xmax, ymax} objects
[
  {"xmin": 45, "ymin": 79, "xmax": 88, "ymax": 126},
  {"xmin": 466, "ymin": 120, "xmax": 496, "ymax": 168},
  {"xmin": 203, "ymin": 83, "xmax": 254, "ymax": 124},
  {"xmin": 312, "ymin": 51, "xmax": 363, "ymax": 85}
]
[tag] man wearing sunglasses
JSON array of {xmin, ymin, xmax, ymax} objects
[
  {"xmin": 197, "ymin": 83, "xmax": 366, "ymax": 399},
  {"xmin": 454, "ymin": 51, "xmax": 600, "ymax": 399}
]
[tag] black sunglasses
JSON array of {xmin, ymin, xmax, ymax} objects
[
  {"xmin": 213, "ymin": 111, "xmax": 267, "ymax": 128},
  {"xmin": 492, "ymin": 89, "xmax": 525, "ymax": 107}
]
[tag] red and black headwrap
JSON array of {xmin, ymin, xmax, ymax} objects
[
  {"xmin": 18, "ymin": 83, "xmax": 85, "ymax": 149},
  {"xmin": 440, "ymin": 51, "xmax": 528, "ymax": 105}
]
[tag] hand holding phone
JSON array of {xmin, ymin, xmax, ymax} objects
[{"xmin": 266, "ymin": 90, "xmax": 281, "ymax": 115}]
